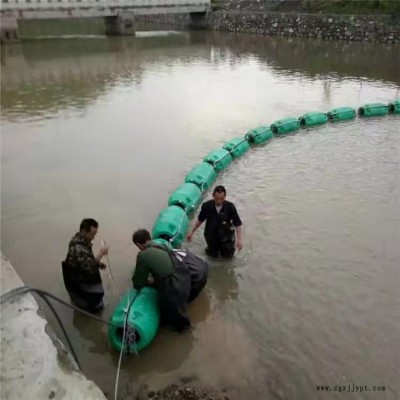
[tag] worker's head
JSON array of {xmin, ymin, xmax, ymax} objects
[
  {"xmin": 132, "ymin": 229, "xmax": 152, "ymax": 250},
  {"xmin": 213, "ymin": 185, "xmax": 226, "ymax": 206},
  {"xmin": 79, "ymin": 218, "xmax": 99, "ymax": 241}
]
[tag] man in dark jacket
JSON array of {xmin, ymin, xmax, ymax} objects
[
  {"xmin": 132, "ymin": 229, "xmax": 208, "ymax": 331},
  {"xmin": 187, "ymin": 185, "xmax": 243, "ymax": 258},
  {"xmin": 62, "ymin": 218, "xmax": 109, "ymax": 312},
  {"xmin": 132, "ymin": 229, "xmax": 192, "ymax": 332}
]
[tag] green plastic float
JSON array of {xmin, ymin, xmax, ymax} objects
[
  {"xmin": 358, "ymin": 103, "xmax": 389, "ymax": 117},
  {"xmin": 203, "ymin": 149, "xmax": 233, "ymax": 172},
  {"xmin": 151, "ymin": 205, "xmax": 189, "ymax": 248},
  {"xmin": 168, "ymin": 182, "xmax": 202, "ymax": 214},
  {"xmin": 299, "ymin": 112, "xmax": 328, "ymax": 127},
  {"xmin": 222, "ymin": 137, "xmax": 250, "ymax": 159},
  {"xmin": 270, "ymin": 117, "xmax": 300, "ymax": 135},
  {"xmin": 245, "ymin": 126, "xmax": 273, "ymax": 145},
  {"xmin": 388, "ymin": 99, "xmax": 400, "ymax": 114},
  {"xmin": 108, "ymin": 287, "xmax": 159, "ymax": 353},
  {"xmin": 327, "ymin": 107, "xmax": 356, "ymax": 122},
  {"xmin": 185, "ymin": 162, "xmax": 217, "ymax": 190}
]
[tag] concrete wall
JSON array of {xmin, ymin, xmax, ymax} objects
[
  {"xmin": 137, "ymin": 11, "xmax": 400, "ymax": 43},
  {"xmin": 0, "ymin": 254, "xmax": 107, "ymax": 400}
]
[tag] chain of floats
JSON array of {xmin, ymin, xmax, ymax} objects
[{"xmin": 150, "ymin": 99, "xmax": 400, "ymax": 248}]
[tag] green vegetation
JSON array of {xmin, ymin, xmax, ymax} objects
[{"xmin": 300, "ymin": 0, "xmax": 400, "ymax": 14}]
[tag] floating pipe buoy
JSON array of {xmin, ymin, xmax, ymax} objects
[
  {"xmin": 245, "ymin": 126, "xmax": 273, "ymax": 145},
  {"xmin": 185, "ymin": 162, "xmax": 217, "ymax": 191},
  {"xmin": 388, "ymin": 99, "xmax": 400, "ymax": 114},
  {"xmin": 358, "ymin": 103, "xmax": 389, "ymax": 117},
  {"xmin": 152, "ymin": 205, "xmax": 189, "ymax": 248},
  {"xmin": 222, "ymin": 137, "xmax": 251, "ymax": 159},
  {"xmin": 271, "ymin": 117, "xmax": 300, "ymax": 135},
  {"xmin": 204, "ymin": 149, "xmax": 233, "ymax": 172},
  {"xmin": 108, "ymin": 288, "xmax": 159, "ymax": 353},
  {"xmin": 299, "ymin": 112, "xmax": 328, "ymax": 127},
  {"xmin": 327, "ymin": 107, "xmax": 356, "ymax": 122},
  {"xmin": 168, "ymin": 182, "xmax": 202, "ymax": 214}
]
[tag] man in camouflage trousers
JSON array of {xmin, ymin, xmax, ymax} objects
[{"xmin": 62, "ymin": 218, "xmax": 109, "ymax": 313}]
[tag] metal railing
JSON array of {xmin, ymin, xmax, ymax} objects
[{"xmin": 0, "ymin": 0, "xmax": 210, "ymax": 12}]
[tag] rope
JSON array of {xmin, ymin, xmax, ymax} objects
[
  {"xmin": 168, "ymin": 208, "xmax": 188, "ymax": 246},
  {"xmin": 101, "ymin": 239, "xmax": 114, "ymax": 282},
  {"xmin": 114, "ymin": 301, "xmax": 128, "ymax": 400},
  {"xmin": 221, "ymin": 149, "xmax": 233, "ymax": 161},
  {"xmin": 125, "ymin": 326, "xmax": 137, "ymax": 353},
  {"xmin": 113, "ymin": 289, "xmax": 140, "ymax": 400},
  {"xmin": 101, "ymin": 239, "xmax": 115, "ymax": 297}
]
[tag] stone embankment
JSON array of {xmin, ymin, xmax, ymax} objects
[
  {"xmin": 137, "ymin": 2, "xmax": 400, "ymax": 44},
  {"xmin": 208, "ymin": 11, "xmax": 399, "ymax": 43}
]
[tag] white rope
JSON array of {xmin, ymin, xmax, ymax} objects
[
  {"xmin": 113, "ymin": 291, "xmax": 130, "ymax": 400},
  {"xmin": 101, "ymin": 239, "xmax": 114, "ymax": 284},
  {"xmin": 168, "ymin": 209, "xmax": 188, "ymax": 246},
  {"xmin": 114, "ymin": 318, "xmax": 127, "ymax": 400}
]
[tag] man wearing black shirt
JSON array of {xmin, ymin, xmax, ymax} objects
[{"xmin": 187, "ymin": 185, "xmax": 243, "ymax": 258}]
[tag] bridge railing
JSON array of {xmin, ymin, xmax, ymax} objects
[{"xmin": 0, "ymin": 0, "xmax": 210, "ymax": 11}]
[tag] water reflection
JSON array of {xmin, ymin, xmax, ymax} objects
[
  {"xmin": 1, "ymin": 31, "xmax": 399, "ymax": 120},
  {"xmin": 201, "ymin": 31, "xmax": 400, "ymax": 83}
]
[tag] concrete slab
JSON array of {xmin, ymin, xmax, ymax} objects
[{"xmin": 0, "ymin": 254, "xmax": 107, "ymax": 400}]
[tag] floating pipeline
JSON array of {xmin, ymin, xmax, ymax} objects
[
  {"xmin": 299, "ymin": 111, "xmax": 328, "ymax": 127},
  {"xmin": 108, "ymin": 287, "xmax": 159, "ymax": 354},
  {"xmin": 389, "ymin": 99, "xmax": 400, "ymax": 114},
  {"xmin": 185, "ymin": 162, "xmax": 217, "ymax": 191},
  {"xmin": 245, "ymin": 126, "xmax": 273, "ymax": 145},
  {"xmin": 152, "ymin": 205, "xmax": 189, "ymax": 249},
  {"xmin": 222, "ymin": 137, "xmax": 251, "ymax": 159},
  {"xmin": 358, "ymin": 103, "xmax": 389, "ymax": 117},
  {"xmin": 270, "ymin": 117, "xmax": 300, "ymax": 135},
  {"xmin": 108, "ymin": 99, "xmax": 398, "ymax": 354},
  {"xmin": 203, "ymin": 149, "xmax": 232, "ymax": 173},
  {"xmin": 168, "ymin": 182, "xmax": 202, "ymax": 215},
  {"xmin": 327, "ymin": 107, "xmax": 356, "ymax": 122}
]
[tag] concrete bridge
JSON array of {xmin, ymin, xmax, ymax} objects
[{"xmin": 0, "ymin": 0, "xmax": 211, "ymax": 41}]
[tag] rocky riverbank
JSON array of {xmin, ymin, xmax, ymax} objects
[
  {"xmin": 208, "ymin": 11, "xmax": 399, "ymax": 44},
  {"xmin": 137, "ymin": 1, "xmax": 400, "ymax": 44},
  {"xmin": 148, "ymin": 384, "xmax": 230, "ymax": 400},
  {"xmin": 116, "ymin": 381, "xmax": 234, "ymax": 400}
]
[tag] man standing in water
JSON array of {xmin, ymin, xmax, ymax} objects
[
  {"xmin": 187, "ymin": 185, "xmax": 243, "ymax": 258},
  {"xmin": 62, "ymin": 218, "xmax": 109, "ymax": 313}
]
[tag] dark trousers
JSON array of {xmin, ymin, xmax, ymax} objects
[
  {"xmin": 62, "ymin": 262, "xmax": 104, "ymax": 313},
  {"xmin": 158, "ymin": 264, "xmax": 191, "ymax": 332},
  {"xmin": 183, "ymin": 250, "xmax": 208, "ymax": 302},
  {"xmin": 205, "ymin": 231, "xmax": 235, "ymax": 258}
]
